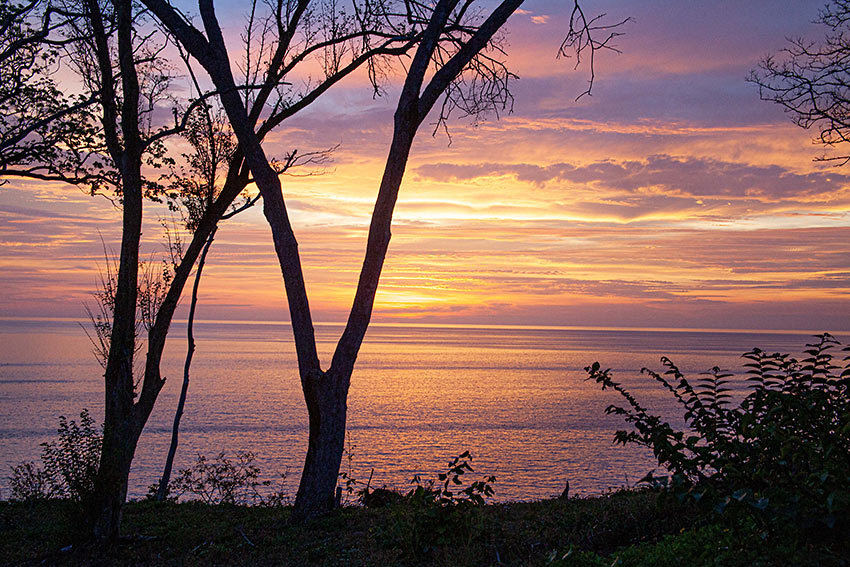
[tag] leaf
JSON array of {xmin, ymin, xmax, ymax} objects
[
  {"xmin": 822, "ymin": 515, "xmax": 836, "ymax": 529},
  {"xmin": 734, "ymin": 488, "xmax": 753, "ymax": 503}
]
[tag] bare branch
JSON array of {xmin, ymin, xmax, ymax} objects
[
  {"xmin": 558, "ymin": 1, "xmax": 631, "ymax": 99},
  {"xmin": 751, "ymin": 2, "xmax": 850, "ymax": 164}
]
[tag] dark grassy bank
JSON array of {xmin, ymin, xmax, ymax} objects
[{"xmin": 1, "ymin": 489, "xmax": 847, "ymax": 567}]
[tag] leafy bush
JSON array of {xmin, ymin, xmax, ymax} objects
[
  {"xmin": 407, "ymin": 450, "xmax": 496, "ymax": 507},
  {"xmin": 587, "ymin": 333, "xmax": 850, "ymax": 532},
  {"xmin": 375, "ymin": 451, "xmax": 497, "ymax": 558},
  {"xmin": 9, "ymin": 409, "xmax": 101, "ymax": 503},
  {"xmin": 162, "ymin": 451, "xmax": 288, "ymax": 506}
]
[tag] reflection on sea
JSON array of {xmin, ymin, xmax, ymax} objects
[{"xmin": 0, "ymin": 319, "xmax": 829, "ymax": 501}]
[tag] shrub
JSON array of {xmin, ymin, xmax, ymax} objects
[
  {"xmin": 587, "ymin": 333, "xmax": 850, "ymax": 533},
  {"xmin": 8, "ymin": 461, "xmax": 53, "ymax": 501},
  {"xmin": 376, "ymin": 451, "xmax": 496, "ymax": 558},
  {"xmin": 9, "ymin": 409, "xmax": 101, "ymax": 503},
  {"xmin": 407, "ymin": 450, "xmax": 496, "ymax": 507},
  {"xmin": 162, "ymin": 451, "xmax": 288, "ymax": 506}
]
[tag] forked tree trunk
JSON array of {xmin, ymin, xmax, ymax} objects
[
  {"xmin": 90, "ymin": 190, "xmax": 143, "ymax": 540},
  {"xmin": 90, "ymin": 183, "xmax": 143, "ymax": 540},
  {"xmin": 286, "ymin": 123, "xmax": 416, "ymax": 520},
  {"xmin": 289, "ymin": 0, "xmax": 526, "ymax": 519},
  {"xmin": 50, "ymin": 0, "xmax": 251, "ymax": 540},
  {"xmin": 89, "ymin": 173, "xmax": 243, "ymax": 538},
  {"xmin": 142, "ymin": 0, "xmax": 525, "ymax": 524},
  {"xmin": 291, "ymin": 368, "xmax": 350, "ymax": 518},
  {"xmin": 83, "ymin": 0, "xmax": 145, "ymax": 540}
]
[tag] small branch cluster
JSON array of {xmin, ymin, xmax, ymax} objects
[
  {"xmin": 751, "ymin": 0, "xmax": 850, "ymax": 165},
  {"xmin": 558, "ymin": 0, "xmax": 631, "ymax": 99}
]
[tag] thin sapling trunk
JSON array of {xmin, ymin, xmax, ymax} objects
[{"xmin": 155, "ymin": 227, "xmax": 216, "ymax": 501}]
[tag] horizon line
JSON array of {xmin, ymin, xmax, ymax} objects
[{"xmin": 0, "ymin": 316, "xmax": 846, "ymax": 336}]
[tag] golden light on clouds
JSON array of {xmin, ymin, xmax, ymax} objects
[{"xmin": 0, "ymin": 1, "xmax": 848, "ymax": 331}]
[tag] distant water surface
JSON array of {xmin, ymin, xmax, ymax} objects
[{"xmin": 0, "ymin": 319, "xmax": 836, "ymax": 501}]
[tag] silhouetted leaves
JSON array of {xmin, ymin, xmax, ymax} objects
[{"xmin": 587, "ymin": 333, "xmax": 850, "ymax": 533}]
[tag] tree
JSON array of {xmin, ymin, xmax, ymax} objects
[
  {"xmin": 751, "ymin": 0, "xmax": 850, "ymax": 165},
  {"xmin": 154, "ymin": 100, "xmax": 327, "ymax": 501},
  {"xmin": 82, "ymin": 0, "xmax": 430, "ymax": 538},
  {"xmin": 0, "ymin": 0, "xmax": 98, "ymax": 182},
  {"xmin": 143, "ymin": 0, "xmax": 623, "ymax": 520},
  {"xmin": 85, "ymin": 0, "xmax": 442, "ymax": 539},
  {"xmin": 154, "ymin": 100, "xmax": 244, "ymax": 502},
  {"xmin": 2, "ymin": 0, "xmax": 461, "ymax": 540},
  {"xmin": 3, "ymin": 0, "xmax": 619, "ymax": 537}
]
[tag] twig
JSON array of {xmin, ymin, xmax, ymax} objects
[
  {"xmin": 190, "ymin": 541, "xmax": 211, "ymax": 554},
  {"xmin": 235, "ymin": 526, "xmax": 255, "ymax": 547}
]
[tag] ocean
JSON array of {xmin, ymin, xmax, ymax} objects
[{"xmin": 0, "ymin": 318, "xmax": 837, "ymax": 502}]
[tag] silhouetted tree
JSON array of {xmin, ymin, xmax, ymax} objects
[
  {"xmin": 85, "ymin": 0, "xmax": 434, "ymax": 539},
  {"xmin": 144, "ymin": 0, "xmax": 624, "ymax": 520},
  {"xmin": 153, "ymin": 100, "xmax": 241, "ymax": 503},
  {"xmin": 751, "ymin": 0, "xmax": 850, "ymax": 165},
  {"xmin": 3, "ymin": 0, "xmax": 621, "ymax": 537},
  {"xmin": 57, "ymin": 0, "xmax": 456, "ymax": 541},
  {"xmin": 0, "ymin": 0, "xmax": 98, "ymax": 182},
  {"xmin": 1, "ymin": 0, "xmax": 262, "ymax": 541},
  {"xmin": 154, "ymin": 100, "xmax": 328, "ymax": 501}
]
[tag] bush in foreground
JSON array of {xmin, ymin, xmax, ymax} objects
[
  {"xmin": 587, "ymin": 333, "xmax": 850, "ymax": 537},
  {"xmin": 9, "ymin": 409, "xmax": 101, "ymax": 504}
]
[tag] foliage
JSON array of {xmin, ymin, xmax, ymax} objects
[
  {"xmin": 7, "ymin": 461, "xmax": 53, "ymax": 502},
  {"xmin": 9, "ymin": 409, "xmax": 101, "ymax": 503},
  {"xmin": 587, "ymin": 333, "xmax": 850, "ymax": 533},
  {"xmin": 9, "ymin": 490, "xmax": 835, "ymax": 567},
  {"xmin": 0, "ymin": 0, "xmax": 99, "ymax": 181},
  {"xmin": 81, "ymin": 245, "xmax": 174, "ymax": 393},
  {"xmin": 165, "ymin": 100, "xmax": 238, "ymax": 228},
  {"xmin": 372, "ymin": 451, "xmax": 497, "ymax": 559},
  {"xmin": 160, "ymin": 451, "xmax": 287, "ymax": 506},
  {"xmin": 550, "ymin": 517, "xmax": 847, "ymax": 567},
  {"xmin": 336, "ymin": 433, "xmax": 361, "ymax": 504},
  {"xmin": 407, "ymin": 450, "xmax": 496, "ymax": 508}
]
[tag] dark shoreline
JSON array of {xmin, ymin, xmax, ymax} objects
[{"xmin": 2, "ymin": 489, "xmax": 845, "ymax": 566}]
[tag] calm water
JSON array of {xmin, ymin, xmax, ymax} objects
[{"xmin": 0, "ymin": 319, "xmax": 837, "ymax": 501}]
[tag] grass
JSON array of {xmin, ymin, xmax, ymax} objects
[{"xmin": 2, "ymin": 489, "xmax": 845, "ymax": 566}]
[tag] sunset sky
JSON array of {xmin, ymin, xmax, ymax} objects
[{"xmin": 1, "ymin": 0, "xmax": 848, "ymax": 331}]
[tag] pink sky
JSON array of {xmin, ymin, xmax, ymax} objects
[{"xmin": 1, "ymin": 1, "xmax": 848, "ymax": 331}]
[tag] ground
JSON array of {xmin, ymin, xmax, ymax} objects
[{"xmin": 1, "ymin": 490, "xmax": 847, "ymax": 566}]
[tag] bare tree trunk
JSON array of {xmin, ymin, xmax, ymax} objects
[
  {"xmin": 8, "ymin": 0, "xmax": 252, "ymax": 541},
  {"xmin": 297, "ymin": 0, "xmax": 524, "ymax": 520},
  {"xmin": 143, "ymin": 0, "xmax": 528, "ymax": 524},
  {"xmin": 290, "ymin": 122, "xmax": 417, "ymax": 521},
  {"xmin": 89, "ymin": 0, "xmax": 144, "ymax": 540},
  {"xmin": 155, "ymin": 228, "xmax": 216, "ymax": 501},
  {"xmin": 91, "ymin": 416, "xmax": 140, "ymax": 540},
  {"xmin": 296, "ymin": 0, "xmax": 524, "ymax": 520},
  {"xmin": 91, "ymin": 158, "xmax": 144, "ymax": 539},
  {"xmin": 292, "ymin": 367, "xmax": 349, "ymax": 516},
  {"xmin": 89, "ymin": 159, "xmax": 243, "ymax": 539}
]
